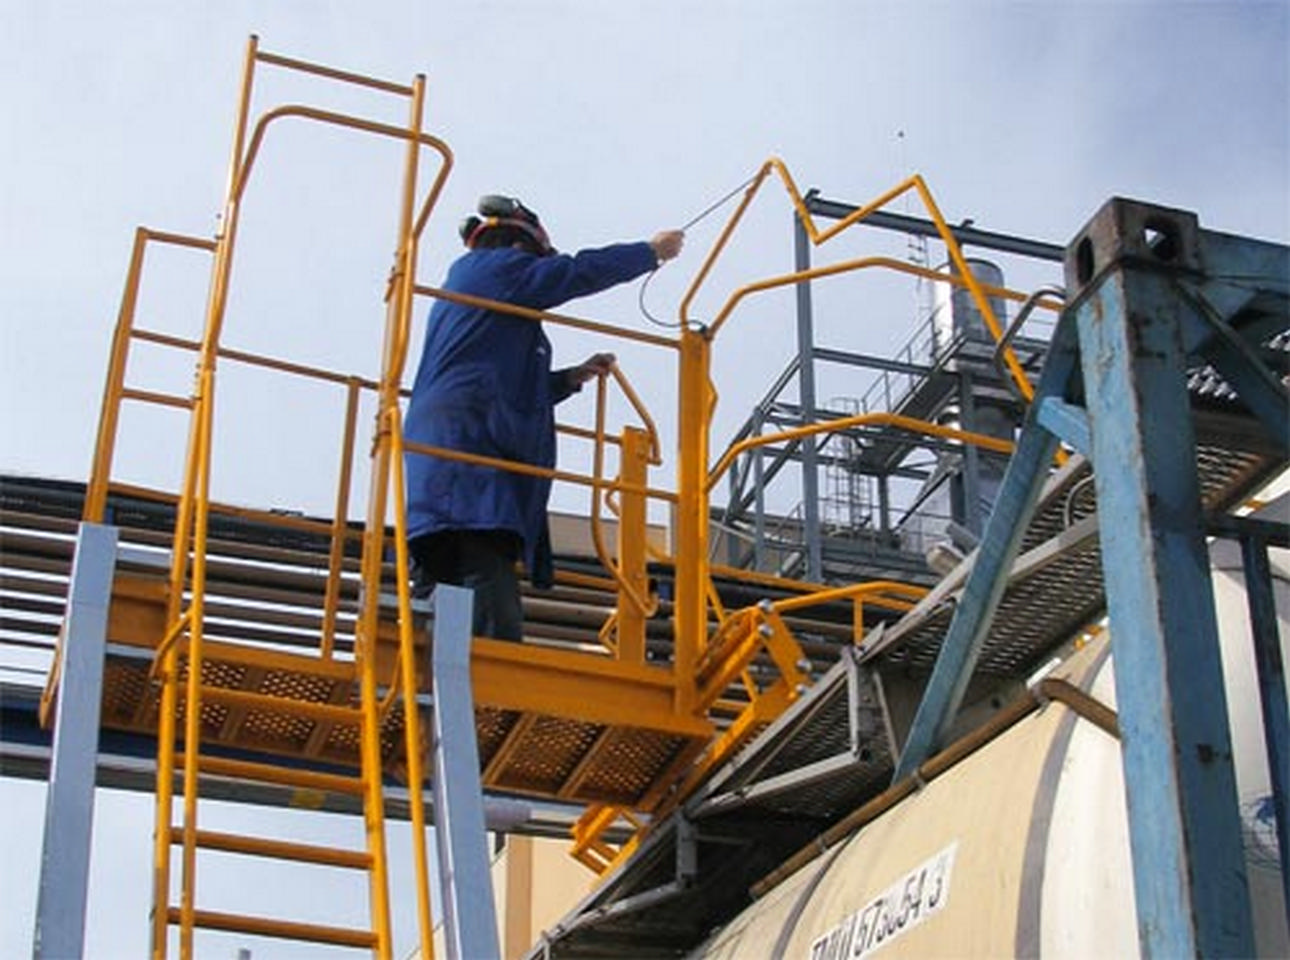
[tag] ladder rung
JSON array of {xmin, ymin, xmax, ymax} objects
[
  {"xmin": 173, "ymin": 827, "xmax": 372, "ymax": 869},
  {"xmin": 166, "ymin": 907, "xmax": 377, "ymax": 948},
  {"xmin": 194, "ymin": 685, "xmax": 362, "ymax": 724},
  {"xmin": 188, "ymin": 754, "xmax": 366, "ymax": 796}
]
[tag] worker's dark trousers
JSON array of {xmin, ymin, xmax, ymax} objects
[{"xmin": 409, "ymin": 530, "xmax": 524, "ymax": 641}]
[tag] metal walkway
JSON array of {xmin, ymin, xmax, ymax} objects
[{"xmin": 0, "ymin": 472, "xmax": 908, "ymax": 808}]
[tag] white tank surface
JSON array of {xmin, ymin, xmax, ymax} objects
[
  {"xmin": 691, "ymin": 547, "xmax": 1289, "ymax": 959},
  {"xmin": 929, "ymin": 258, "xmax": 1008, "ymax": 356}
]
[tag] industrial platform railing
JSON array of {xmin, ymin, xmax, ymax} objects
[{"xmin": 42, "ymin": 34, "xmax": 1099, "ymax": 960}]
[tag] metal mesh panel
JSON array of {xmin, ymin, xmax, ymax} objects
[
  {"xmin": 574, "ymin": 729, "xmax": 689, "ymax": 804},
  {"xmin": 493, "ymin": 716, "xmax": 602, "ymax": 795}
]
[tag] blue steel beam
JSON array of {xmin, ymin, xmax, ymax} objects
[
  {"xmin": 892, "ymin": 316, "xmax": 1080, "ymax": 780},
  {"xmin": 1068, "ymin": 198, "xmax": 1261, "ymax": 958}
]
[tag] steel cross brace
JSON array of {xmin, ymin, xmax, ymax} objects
[{"xmin": 894, "ymin": 198, "xmax": 1288, "ymax": 958}]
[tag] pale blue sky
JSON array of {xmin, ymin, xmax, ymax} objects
[{"xmin": 1, "ymin": 2, "xmax": 1287, "ymax": 957}]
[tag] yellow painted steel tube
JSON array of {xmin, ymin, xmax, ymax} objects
[
  {"xmin": 167, "ymin": 907, "xmax": 377, "ymax": 949},
  {"xmin": 609, "ymin": 365, "xmax": 663, "ymax": 464},
  {"xmin": 415, "ymin": 284, "xmax": 680, "ymax": 350},
  {"xmin": 706, "ymin": 411, "xmax": 1014, "ymax": 494},
  {"xmin": 321, "ymin": 378, "xmax": 361, "ymax": 660},
  {"xmin": 677, "ymin": 162, "xmax": 773, "ymax": 326},
  {"xmin": 192, "ymin": 753, "xmax": 366, "ymax": 795},
  {"xmin": 148, "ymin": 29, "xmax": 258, "ymax": 940},
  {"xmin": 170, "ymin": 36, "xmax": 262, "ymax": 955},
  {"xmin": 256, "ymin": 45, "xmax": 415, "ymax": 97},
  {"xmin": 615, "ymin": 427, "xmax": 652, "ymax": 662},
  {"xmin": 403, "ymin": 438, "xmax": 679, "ymax": 504},
  {"xmin": 704, "ymin": 563, "xmax": 923, "ymax": 614},
  {"xmin": 148, "ymin": 608, "xmax": 193, "ymax": 680},
  {"xmin": 678, "ymin": 161, "xmax": 1044, "ymax": 410},
  {"xmin": 351, "ymin": 88, "xmax": 431, "ymax": 960},
  {"xmin": 911, "ymin": 176, "xmax": 1033, "ymax": 401},
  {"xmin": 130, "ymin": 326, "xmax": 384, "ymax": 391},
  {"xmin": 231, "ymin": 104, "xmax": 451, "ymax": 210},
  {"xmin": 85, "ymin": 228, "xmax": 217, "ymax": 525},
  {"xmin": 589, "ymin": 381, "xmax": 657, "ymax": 623},
  {"xmin": 180, "ymin": 364, "xmax": 219, "ymax": 959},
  {"xmin": 388, "ymin": 408, "xmax": 436, "ymax": 960},
  {"xmin": 188, "ymin": 685, "xmax": 360, "ymax": 725},
  {"xmin": 673, "ymin": 328, "xmax": 711, "ymax": 713},
  {"xmin": 119, "ymin": 387, "xmax": 193, "ymax": 410},
  {"xmin": 86, "ymin": 227, "xmax": 148, "ymax": 524},
  {"xmin": 769, "ymin": 580, "xmax": 929, "ymax": 614},
  {"xmin": 178, "ymin": 828, "xmax": 373, "ymax": 869},
  {"xmin": 706, "ymin": 255, "xmax": 1054, "ymax": 340},
  {"xmin": 150, "ymin": 607, "xmax": 182, "ymax": 958}
]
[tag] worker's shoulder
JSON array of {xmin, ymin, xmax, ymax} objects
[{"xmin": 446, "ymin": 247, "xmax": 536, "ymax": 287}]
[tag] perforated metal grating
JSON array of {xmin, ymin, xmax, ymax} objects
[{"xmin": 573, "ymin": 729, "xmax": 689, "ymax": 804}]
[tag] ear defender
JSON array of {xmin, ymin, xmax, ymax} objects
[
  {"xmin": 458, "ymin": 215, "xmax": 483, "ymax": 245},
  {"xmin": 460, "ymin": 196, "xmax": 554, "ymax": 255}
]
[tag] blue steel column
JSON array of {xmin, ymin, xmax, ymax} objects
[
  {"xmin": 1070, "ymin": 200, "xmax": 1253, "ymax": 958},
  {"xmin": 33, "ymin": 522, "xmax": 118, "ymax": 960},
  {"xmin": 430, "ymin": 584, "xmax": 500, "ymax": 960}
]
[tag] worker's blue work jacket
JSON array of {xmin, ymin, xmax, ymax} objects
[{"xmin": 404, "ymin": 241, "xmax": 658, "ymax": 587}]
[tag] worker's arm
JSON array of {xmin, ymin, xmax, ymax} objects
[{"xmin": 511, "ymin": 231, "xmax": 684, "ymax": 311}]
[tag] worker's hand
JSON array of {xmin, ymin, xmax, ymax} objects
[
  {"xmin": 569, "ymin": 352, "xmax": 617, "ymax": 386},
  {"xmin": 650, "ymin": 230, "xmax": 684, "ymax": 264}
]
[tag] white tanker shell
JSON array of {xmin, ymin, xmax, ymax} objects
[{"xmin": 691, "ymin": 544, "xmax": 1289, "ymax": 959}]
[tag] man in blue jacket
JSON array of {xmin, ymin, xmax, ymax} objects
[{"xmin": 405, "ymin": 195, "xmax": 684, "ymax": 640}]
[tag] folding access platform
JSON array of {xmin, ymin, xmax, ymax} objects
[
  {"xmin": 21, "ymin": 41, "xmax": 932, "ymax": 960},
  {"xmin": 19, "ymin": 36, "xmax": 1288, "ymax": 960}
]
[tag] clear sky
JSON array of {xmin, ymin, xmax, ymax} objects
[{"xmin": 2, "ymin": 1, "xmax": 1288, "ymax": 958}]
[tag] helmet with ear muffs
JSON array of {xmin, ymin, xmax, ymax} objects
[{"xmin": 459, "ymin": 195, "xmax": 554, "ymax": 255}]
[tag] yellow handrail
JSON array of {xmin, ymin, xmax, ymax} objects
[
  {"xmin": 707, "ymin": 254, "xmax": 1061, "ymax": 339},
  {"xmin": 679, "ymin": 159, "xmax": 1052, "ymax": 406},
  {"xmin": 414, "ymin": 284, "xmax": 681, "ymax": 350},
  {"xmin": 706, "ymin": 411, "xmax": 1016, "ymax": 494},
  {"xmin": 84, "ymin": 228, "xmax": 216, "ymax": 524},
  {"xmin": 401, "ymin": 437, "xmax": 680, "ymax": 504},
  {"xmin": 588, "ymin": 373, "xmax": 659, "ymax": 621}
]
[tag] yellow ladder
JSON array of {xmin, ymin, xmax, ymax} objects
[
  {"xmin": 150, "ymin": 642, "xmax": 391, "ymax": 954},
  {"xmin": 69, "ymin": 35, "xmax": 455, "ymax": 959}
]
